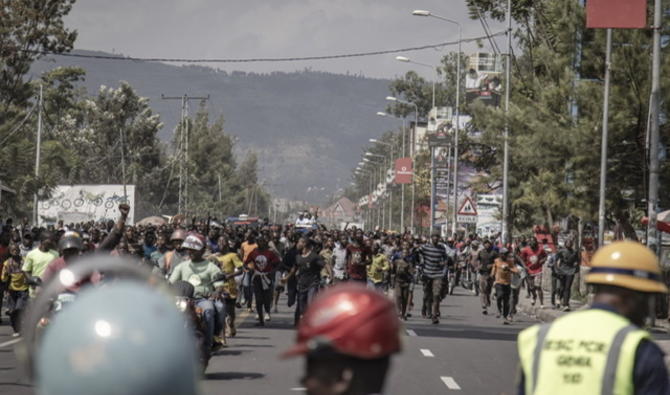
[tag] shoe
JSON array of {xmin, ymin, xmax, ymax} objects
[
  {"xmin": 406, "ymin": 313, "xmax": 412, "ymax": 318},
  {"xmin": 540, "ymin": 304, "xmax": 545, "ymax": 309},
  {"xmin": 265, "ymin": 313, "xmax": 271, "ymax": 321},
  {"xmin": 503, "ymin": 318, "xmax": 510, "ymax": 325},
  {"xmin": 531, "ymin": 301, "xmax": 536, "ymax": 307},
  {"xmin": 432, "ymin": 317, "xmax": 439, "ymax": 324},
  {"xmin": 235, "ymin": 302, "xmax": 242, "ymax": 309},
  {"xmin": 273, "ymin": 307, "xmax": 279, "ymax": 313},
  {"xmin": 254, "ymin": 321, "xmax": 265, "ymax": 327},
  {"xmin": 229, "ymin": 326, "xmax": 237, "ymax": 337},
  {"xmin": 562, "ymin": 306, "xmax": 571, "ymax": 312},
  {"xmin": 496, "ymin": 314, "xmax": 501, "ymax": 319},
  {"xmin": 12, "ymin": 333, "xmax": 20, "ymax": 338},
  {"xmin": 482, "ymin": 309, "xmax": 488, "ymax": 315},
  {"xmin": 247, "ymin": 307, "xmax": 253, "ymax": 313}
]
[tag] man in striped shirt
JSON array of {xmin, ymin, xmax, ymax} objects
[{"xmin": 419, "ymin": 234, "xmax": 452, "ymax": 324}]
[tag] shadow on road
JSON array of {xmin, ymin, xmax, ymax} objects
[
  {"xmin": 413, "ymin": 324, "xmax": 521, "ymax": 341},
  {"xmin": 205, "ymin": 371, "xmax": 265, "ymax": 381}
]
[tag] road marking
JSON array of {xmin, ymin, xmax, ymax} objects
[
  {"xmin": 290, "ymin": 387, "xmax": 306, "ymax": 391},
  {"xmin": 441, "ymin": 376, "xmax": 461, "ymax": 390},
  {"xmin": 420, "ymin": 349, "xmax": 435, "ymax": 357},
  {"xmin": 406, "ymin": 329, "xmax": 417, "ymax": 337},
  {"xmin": 0, "ymin": 338, "xmax": 21, "ymax": 348}
]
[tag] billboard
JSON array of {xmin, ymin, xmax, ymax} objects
[
  {"xmin": 39, "ymin": 184, "xmax": 136, "ymax": 225},
  {"xmin": 394, "ymin": 158, "xmax": 413, "ymax": 184},
  {"xmin": 586, "ymin": 0, "xmax": 647, "ymax": 29}
]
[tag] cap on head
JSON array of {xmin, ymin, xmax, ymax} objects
[
  {"xmin": 281, "ymin": 283, "xmax": 401, "ymax": 359},
  {"xmin": 586, "ymin": 241, "xmax": 667, "ymax": 294}
]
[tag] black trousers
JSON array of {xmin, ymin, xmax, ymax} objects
[
  {"xmin": 560, "ymin": 274, "xmax": 574, "ymax": 307},
  {"xmin": 495, "ymin": 283, "xmax": 512, "ymax": 318}
]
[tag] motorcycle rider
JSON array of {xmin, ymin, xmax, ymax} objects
[
  {"xmin": 281, "ymin": 283, "xmax": 401, "ymax": 395},
  {"xmin": 159, "ymin": 228, "xmax": 188, "ymax": 276},
  {"xmin": 169, "ymin": 232, "xmax": 225, "ymax": 355}
]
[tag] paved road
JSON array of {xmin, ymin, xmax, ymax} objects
[
  {"xmin": 6, "ymin": 286, "xmax": 669, "ymax": 394},
  {"xmin": 0, "ymin": 286, "xmax": 536, "ymax": 395}
]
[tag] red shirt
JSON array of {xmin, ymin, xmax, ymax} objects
[
  {"xmin": 520, "ymin": 246, "xmax": 546, "ymax": 275},
  {"xmin": 245, "ymin": 248, "xmax": 280, "ymax": 273},
  {"xmin": 346, "ymin": 244, "xmax": 370, "ymax": 280}
]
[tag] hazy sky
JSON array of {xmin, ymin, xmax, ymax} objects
[{"xmin": 65, "ymin": 0, "xmax": 508, "ymax": 80}]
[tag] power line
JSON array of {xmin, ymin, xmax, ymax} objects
[{"xmin": 24, "ymin": 32, "xmax": 506, "ymax": 64}]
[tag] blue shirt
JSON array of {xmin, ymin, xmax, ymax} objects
[{"xmin": 517, "ymin": 303, "xmax": 670, "ymax": 395}]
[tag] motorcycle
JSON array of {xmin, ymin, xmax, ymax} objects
[{"xmin": 172, "ymin": 280, "xmax": 210, "ymax": 373}]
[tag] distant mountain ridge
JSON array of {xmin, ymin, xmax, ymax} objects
[{"xmin": 30, "ymin": 50, "xmax": 397, "ymax": 202}]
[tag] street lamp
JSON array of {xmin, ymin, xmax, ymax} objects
[
  {"xmin": 395, "ymin": 56, "xmax": 437, "ymax": 109},
  {"xmin": 413, "ymin": 9, "xmax": 462, "ymax": 237}
]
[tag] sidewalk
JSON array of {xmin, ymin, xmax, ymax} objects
[{"xmin": 516, "ymin": 289, "xmax": 670, "ymax": 334}]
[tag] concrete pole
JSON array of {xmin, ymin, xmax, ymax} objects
[
  {"xmin": 451, "ymin": 25, "xmax": 462, "ymax": 237},
  {"xmin": 502, "ymin": 0, "xmax": 512, "ymax": 244},
  {"xmin": 647, "ymin": 0, "xmax": 662, "ymax": 252},
  {"xmin": 32, "ymin": 84, "xmax": 43, "ymax": 226},
  {"xmin": 597, "ymin": 29, "xmax": 612, "ymax": 248}
]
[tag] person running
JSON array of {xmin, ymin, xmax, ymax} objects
[
  {"xmin": 368, "ymin": 243, "xmax": 390, "ymax": 292},
  {"xmin": 1, "ymin": 244, "xmax": 29, "ymax": 336},
  {"xmin": 520, "ymin": 238, "xmax": 547, "ymax": 307},
  {"xmin": 393, "ymin": 255, "xmax": 414, "ymax": 321},
  {"xmin": 213, "ymin": 235, "xmax": 244, "ymax": 337},
  {"xmin": 490, "ymin": 249, "xmax": 518, "ymax": 324},
  {"xmin": 244, "ymin": 235, "xmax": 280, "ymax": 326},
  {"xmin": 345, "ymin": 230, "xmax": 370, "ymax": 284},
  {"xmin": 284, "ymin": 237, "xmax": 325, "ymax": 326},
  {"xmin": 331, "ymin": 234, "xmax": 349, "ymax": 284},
  {"xmin": 477, "ymin": 239, "xmax": 497, "ymax": 315},
  {"xmin": 554, "ymin": 239, "xmax": 579, "ymax": 311},
  {"xmin": 419, "ymin": 233, "xmax": 452, "ymax": 324},
  {"xmin": 22, "ymin": 232, "xmax": 58, "ymax": 295},
  {"xmin": 240, "ymin": 231, "xmax": 258, "ymax": 312}
]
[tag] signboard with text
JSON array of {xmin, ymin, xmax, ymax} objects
[{"xmin": 394, "ymin": 157, "xmax": 413, "ymax": 184}]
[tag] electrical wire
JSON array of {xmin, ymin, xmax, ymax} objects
[
  {"xmin": 23, "ymin": 32, "xmax": 507, "ymax": 64},
  {"xmin": 0, "ymin": 104, "xmax": 37, "ymax": 146}
]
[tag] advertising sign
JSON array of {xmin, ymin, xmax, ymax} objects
[
  {"xmin": 586, "ymin": 0, "xmax": 647, "ymax": 29},
  {"xmin": 394, "ymin": 158, "xmax": 413, "ymax": 184},
  {"xmin": 39, "ymin": 184, "xmax": 135, "ymax": 225}
]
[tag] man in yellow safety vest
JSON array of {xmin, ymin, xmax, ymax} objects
[{"xmin": 516, "ymin": 241, "xmax": 669, "ymax": 395}]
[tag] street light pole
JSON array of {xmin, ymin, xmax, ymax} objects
[
  {"xmin": 597, "ymin": 29, "xmax": 612, "ymax": 248},
  {"xmin": 413, "ymin": 10, "xmax": 462, "ymax": 237},
  {"xmin": 502, "ymin": 0, "xmax": 512, "ymax": 244}
]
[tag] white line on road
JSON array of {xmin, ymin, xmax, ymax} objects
[
  {"xmin": 441, "ymin": 376, "xmax": 461, "ymax": 390},
  {"xmin": 290, "ymin": 387, "xmax": 306, "ymax": 391},
  {"xmin": 0, "ymin": 338, "xmax": 21, "ymax": 348},
  {"xmin": 406, "ymin": 329, "xmax": 417, "ymax": 337},
  {"xmin": 420, "ymin": 349, "xmax": 435, "ymax": 357}
]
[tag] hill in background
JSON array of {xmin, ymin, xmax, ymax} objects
[{"xmin": 30, "ymin": 51, "xmax": 397, "ymax": 203}]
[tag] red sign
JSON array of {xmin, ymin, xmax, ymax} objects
[
  {"xmin": 586, "ymin": 0, "xmax": 647, "ymax": 29},
  {"xmin": 394, "ymin": 158, "xmax": 413, "ymax": 184}
]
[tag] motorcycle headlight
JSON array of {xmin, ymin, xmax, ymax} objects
[{"xmin": 175, "ymin": 299, "xmax": 188, "ymax": 312}]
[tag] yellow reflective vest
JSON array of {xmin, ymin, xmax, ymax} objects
[{"xmin": 517, "ymin": 309, "xmax": 649, "ymax": 395}]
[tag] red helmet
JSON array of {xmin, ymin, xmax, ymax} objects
[{"xmin": 281, "ymin": 283, "xmax": 401, "ymax": 359}]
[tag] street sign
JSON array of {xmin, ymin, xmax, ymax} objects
[
  {"xmin": 457, "ymin": 197, "xmax": 477, "ymax": 216},
  {"xmin": 457, "ymin": 215, "xmax": 478, "ymax": 224},
  {"xmin": 457, "ymin": 197, "xmax": 477, "ymax": 224}
]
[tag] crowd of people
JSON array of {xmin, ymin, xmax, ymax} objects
[{"xmin": 0, "ymin": 206, "xmax": 594, "ymax": 345}]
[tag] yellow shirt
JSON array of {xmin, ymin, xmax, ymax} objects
[
  {"xmin": 241, "ymin": 242, "xmax": 258, "ymax": 262},
  {"xmin": 367, "ymin": 253, "xmax": 390, "ymax": 284},
  {"xmin": 2, "ymin": 259, "xmax": 28, "ymax": 291},
  {"xmin": 217, "ymin": 252, "xmax": 243, "ymax": 298}
]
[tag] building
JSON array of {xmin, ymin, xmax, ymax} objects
[{"xmin": 321, "ymin": 197, "xmax": 358, "ymax": 228}]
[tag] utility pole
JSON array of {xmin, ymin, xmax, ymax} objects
[
  {"xmin": 162, "ymin": 94, "xmax": 209, "ymax": 215},
  {"xmin": 32, "ymin": 84, "xmax": 43, "ymax": 226},
  {"xmin": 647, "ymin": 0, "xmax": 662, "ymax": 252},
  {"xmin": 451, "ymin": 23, "xmax": 462, "ymax": 237},
  {"xmin": 597, "ymin": 29, "xmax": 612, "ymax": 248},
  {"xmin": 501, "ymin": 0, "xmax": 512, "ymax": 244}
]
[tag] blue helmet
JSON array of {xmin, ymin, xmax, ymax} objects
[{"xmin": 22, "ymin": 256, "xmax": 201, "ymax": 395}]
